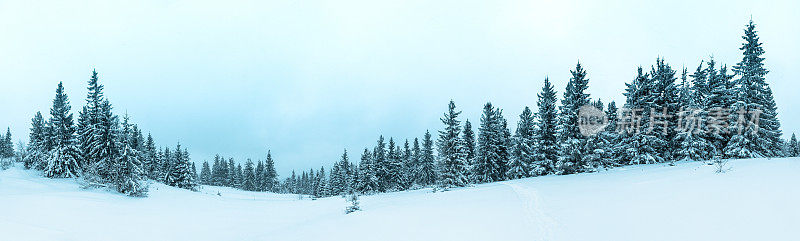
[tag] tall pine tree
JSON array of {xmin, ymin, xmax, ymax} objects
[
  {"xmin": 436, "ymin": 101, "xmax": 468, "ymax": 189},
  {"xmin": 726, "ymin": 19, "xmax": 782, "ymax": 158},
  {"xmin": 44, "ymin": 82, "xmax": 80, "ymax": 178},
  {"xmin": 535, "ymin": 77, "xmax": 559, "ymax": 175}
]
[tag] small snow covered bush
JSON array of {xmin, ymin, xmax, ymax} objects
[
  {"xmin": 0, "ymin": 157, "xmax": 12, "ymax": 170},
  {"xmin": 345, "ymin": 193, "xmax": 360, "ymax": 214}
]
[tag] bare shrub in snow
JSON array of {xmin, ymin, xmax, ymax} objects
[{"xmin": 713, "ymin": 158, "xmax": 730, "ymax": 173}]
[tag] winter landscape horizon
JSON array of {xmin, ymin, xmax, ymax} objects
[{"xmin": 1, "ymin": 1, "xmax": 799, "ymax": 240}]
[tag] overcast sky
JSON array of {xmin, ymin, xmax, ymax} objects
[{"xmin": 1, "ymin": 0, "xmax": 798, "ymax": 176}]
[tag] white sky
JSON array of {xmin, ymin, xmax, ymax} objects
[{"xmin": 1, "ymin": 0, "xmax": 798, "ymax": 176}]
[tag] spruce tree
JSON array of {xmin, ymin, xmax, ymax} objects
[
  {"xmin": 200, "ymin": 161, "xmax": 212, "ymax": 185},
  {"xmin": 372, "ymin": 136, "xmax": 388, "ymax": 192},
  {"xmin": 535, "ymin": 78, "xmax": 559, "ymax": 175},
  {"xmin": 143, "ymin": 133, "xmax": 158, "ymax": 180},
  {"xmin": 243, "ymin": 159, "xmax": 255, "ymax": 191},
  {"xmin": 159, "ymin": 147, "xmax": 171, "ymax": 182},
  {"xmin": 235, "ymin": 163, "xmax": 243, "ymax": 189},
  {"xmin": 255, "ymin": 160, "xmax": 265, "ymax": 191},
  {"xmin": 410, "ymin": 138, "xmax": 421, "ymax": 186},
  {"xmin": 398, "ymin": 140, "xmax": 414, "ymax": 190},
  {"xmin": 788, "ymin": 134, "xmax": 798, "ymax": 157},
  {"xmin": 90, "ymin": 100, "xmax": 120, "ymax": 180},
  {"xmin": 599, "ymin": 101, "xmax": 621, "ymax": 165},
  {"xmin": 211, "ymin": 155, "xmax": 224, "ymax": 185},
  {"xmin": 265, "ymin": 150, "xmax": 278, "ymax": 192},
  {"xmin": 436, "ymin": 100, "xmax": 468, "ymax": 189},
  {"xmin": 674, "ymin": 87, "xmax": 715, "ymax": 162},
  {"xmin": 171, "ymin": 147, "xmax": 197, "ymax": 190},
  {"xmin": 474, "ymin": 102, "xmax": 508, "ymax": 183},
  {"xmin": 726, "ymin": 19, "xmax": 782, "ymax": 158},
  {"xmin": 25, "ymin": 112, "xmax": 48, "ymax": 169},
  {"xmin": 1, "ymin": 128, "xmax": 13, "ymax": 159},
  {"xmin": 649, "ymin": 58, "xmax": 680, "ymax": 162},
  {"xmin": 385, "ymin": 138, "xmax": 403, "ymax": 191},
  {"xmin": 113, "ymin": 114, "xmax": 148, "ymax": 196},
  {"xmin": 417, "ymin": 130, "xmax": 437, "ymax": 187},
  {"xmin": 462, "ymin": 119, "xmax": 476, "ymax": 170},
  {"xmin": 78, "ymin": 69, "xmax": 105, "ymax": 170},
  {"xmin": 619, "ymin": 67, "xmax": 663, "ymax": 165},
  {"xmin": 44, "ymin": 82, "xmax": 80, "ymax": 178},
  {"xmin": 507, "ymin": 107, "xmax": 535, "ymax": 179},
  {"xmin": 557, "ymin": 62, "xmax": 591, "ymax": 174},
  {"xmin": 228, "ymin": 158, "xmax": 237, "ymax": 187},
  {"xmin": 357, "ymin": 148, "xmax": 379, "ymax": 193},
  {"xmin": 315, "ymin": 167, "xmax": 328, "ymax": 198},
  {"xmin": 703, "ymin": 58, "xmax": 733, "ymax": 155},
  {"xmin": 330, "ymin": 155, "xmax": 344, "ymax": 195}
]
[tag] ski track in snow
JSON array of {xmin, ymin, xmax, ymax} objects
[{"xmin": 502, "ymin": 182, "xmax": 558, "ymax": 241}]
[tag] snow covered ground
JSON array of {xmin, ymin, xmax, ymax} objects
[{"xmin": 1, "ymin": 158, "xmax": 798, "ymax": 241}]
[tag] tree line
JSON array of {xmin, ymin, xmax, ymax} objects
[
  {"xmin": 13, "ymin": 71, "xmax": 199, "ymax": 196},
  {"xmin": 1, "ymin": 20, "xmax": 793, "ymax": 198},
  {"xmin": 196, "ymin": 152, "xmax": 279, "ymax": 192},
  {"xmin": 272, "ymin": 19, "xmax": 789, "ymax": 196}
]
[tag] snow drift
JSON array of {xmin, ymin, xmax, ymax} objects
[{"xmin": 1, "ymin": 158, "xmax": 798, "ymax": 241}]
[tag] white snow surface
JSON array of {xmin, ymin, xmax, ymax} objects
[{"xmin": 1, "ymin": 158, "xmax": 798, "ymax": 241}]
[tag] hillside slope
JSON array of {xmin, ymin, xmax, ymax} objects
[{"xmin": 1, "ymin": 158, "xmax": 798, "ymax": 241}]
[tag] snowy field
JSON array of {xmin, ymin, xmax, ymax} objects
[{"xmin": 1, "ymin": 158, "xmax": 798, "ymax": 241}]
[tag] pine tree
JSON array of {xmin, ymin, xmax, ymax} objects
[
  {"xmin": 264, "ymin": 150, "xmax": 278, "ymax": 192},
  {"xmin": 142, "ymin": 133, "xmax": 158, "ymax": 180},
  {"xmin": 462, "ymin": 119, "xmax": 476, "ymax": 170},
  {"xmin": 200, "ymin": 161, "xmax": 212, "ymax": 185},
  {"xmin": 44, "ymin": 82, "xmax": 80, "ymax": 178},
  {"xmin": 600, "ymin": 101, "xmax": 621, "ymax": 165},
  {"xmin": 340, "ymin": 149, "xmax": 353, "ymax": 193},
  {"xmin": 674, "ymin": 60, "xmax": 715, "ymax": 162},
  {"xmin": 649, "ymin": 58, "xmax": 680, "ymax": 163},
  {"xmin": 235, "ymin": 163, "xmax": 243, "ymax": 189},
  {"xmin": 164, "ymin": 144, "xmax": 196, "ymax": 190},
  {"xmin": 357, "ymin": 148, "xmax": 379, "ymax": 193},
  {"xmin": 703, "ymin": 58, "xmax": 732, "ymax": 156},
  {"xmin": 789, "ymin": 134, "xmax": 798, "ymax": 157},
  {"xmin": 330, "ymin": 151, "xmax": 346, "ymax": 195},
  {"xmin": 417, "ymin": 130, "xmax": 437, "ymax": 187},
  {"xmin": 726, "ymin": 19, "xmax": 782, "ymax": 158},
  {"xmin": 557, "ymin": 62, "xmax": 591, "ymax": 174},
  {"xmin": 164, "ymin": 146, "xmax": 178, "ymax": 185},
  {"xmin": 0, "ymin": 132, "xmax": 4, "ymax": 158},
  {"xmin": 474, "ymin": 102, "xmax": 509, "ymax": 183},
  {"xmin": 1, "ymin": 128, "xmax": 13, "ymax": 159},
  {"xmin": 535, "ymin": 77, "xmax": 559, "ymax": 175},
  {"xmin": 255, "ymin": 160, "xmax": 265, "ymax": 191},
  {"xmin": 78, "ymin": 69, "xmax": 106, "ymax": 170},
  {"xmin": 243, "ymin": 159, "xmax": 255, "ymax": 191},
  {"xmin": 315, "ymin": 167, "xmax": 328, "ymax": 198},
  {"xmin": 372, "ymin": 136, "xmax": 388, "ymax": 192},
  {"xmin": 385, "ymin": 138, "xmax": 403, "ymax": 191},
  {"xmin": 112, "ymin": 114, "xmax": 148, "ymax": 196},
  {"xmin": 619, "ymin": 67, "xmax": 663, "ymax": 165},
  {"xmin": 507, "ymin": 107, "xmax": 535, "ymax": 179},
  {"xmin": 397, "ymin": 139, "xmax": 414, "ymax": 190},
  {"xmin": 409, "ymin": 138, "xmax": 421, "ymax": 187},
  {"xmin": 25, "ymin": 112, "xmax": 48, "ymax": 169},
  {"xmin": 211, "ymin": 155, "xmax": 224, "ymax": 186},
  {"xmin": 191, "ymin": 162, "xmax": 198, "ymax": 182},
  {"xmin": 90, "ymin": 100, "xmax": 120, "ymax": 180},
  {"xmin": 436, "ymin": 100, "xmax": 469, "ymax": 189},
  {"xmin": 228, "ymin": 158, "xmax": 237, "ymax": 188}
]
